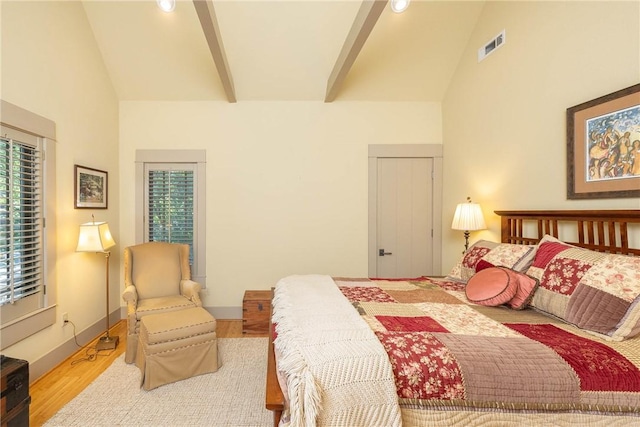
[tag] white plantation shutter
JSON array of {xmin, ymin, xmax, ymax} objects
[
  {"xmin": 144, "ymin": 164, "xmax": 196, "ymax": 265},
  {"xmin": 0, "ymin": 132, "xmax": 43, "ymax": 308}
]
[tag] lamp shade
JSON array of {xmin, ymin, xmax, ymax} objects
[
  {"xmin": 76, "ymin": 222, "xmax": 116, "ymax": 252},
  {"xmin": 451, "ymin": 202, "xmax": 486, "ymax": 231}
]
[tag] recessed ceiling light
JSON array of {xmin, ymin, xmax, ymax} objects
[
  {"xmin": 390, "ymin": 0, "xmax": 410, "ymax": 13},
  {"xmin": 157, "ymin": 0, "xmax": 176, "ymax": 13}
]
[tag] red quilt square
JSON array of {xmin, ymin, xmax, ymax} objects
[
  {"xmin": 375, "ymin": 331, "xmax": 464, "ymax": 400},
  {"xmin": 532, "ymin": 241, "xmax": 572, "ymax": 268},
  {"xmin": 540, "ymin": 257, "xmax": 593, "ymax": 295},
  {"xmin": 376, "ymin": 315, "xmax": 449, "ymax": 333},
  {"xmin": 506, "ymin": 323, "xmax": 640, "ymax": 392},
  {"xmin": 339, "ymin": 286, "xmax": 396, "ymax": 303}
]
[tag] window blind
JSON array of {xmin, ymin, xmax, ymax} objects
[
  {"xmin": 0, "ymin": 136, "xmax": 43, "ymax": 306},
  {"xmin": 146, "ymin": 167, "xmax": 195, "ymax": 263}
]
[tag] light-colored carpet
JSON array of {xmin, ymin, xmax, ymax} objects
[{"xmin": 45, "ymin": 338, "xmax": 272, "ymax": 427}]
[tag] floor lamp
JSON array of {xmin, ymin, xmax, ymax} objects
[
  {"xmin": 76, "ymin": 219, "xmax": 118, "ymax": 351},
  {"xmin": 451, "ymin": 197, "xmax": 487, "ymax": 252}
]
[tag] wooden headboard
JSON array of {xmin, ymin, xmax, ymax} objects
[{"xmin": 495, "ymin": 210, "xmax": 640, "ymax": 256}]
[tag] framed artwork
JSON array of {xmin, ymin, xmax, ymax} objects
[
  {"xmin": 74, "ymin": 165, "xmax": 108, "ymax": 209},
  {"xmin": 566, "ymin": 84, "xmax": 640, "ymax": 199}
]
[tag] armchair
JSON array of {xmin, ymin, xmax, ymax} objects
[{"xmin": 122, "ymin": 242, "xmax": 202, "ymax": 364}]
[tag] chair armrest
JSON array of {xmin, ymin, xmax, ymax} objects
[
  {"xmin": 122, "ymin": 285, "xmax": 138, "ymax": 334},
  {"xmin": 181, "ymin": 279, "xmax": 203, "ymax": 305},
  {"xmin": 122, "ymin": 285, "xmax": 138, "ymax": 304}
]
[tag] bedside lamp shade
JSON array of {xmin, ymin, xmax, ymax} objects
[
  {"xmin": 76, "ymin": 222, "xmax": 115, "ymax": 253},
  {"xmin": 451, "ymin": 202, "xmax": 486, "ymax": 232},
  {"xmin": 452, "ymin": 197, "xmax": 486, "ymax": 252}
]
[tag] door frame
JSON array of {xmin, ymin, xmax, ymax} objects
[{"xmin": 368, "ymin": 144, "xmax": 443, "ymax": 277}]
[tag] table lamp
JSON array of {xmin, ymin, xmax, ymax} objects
[{"xmin": 451, "ymin": 197, "xmax": 487, "ymax": 252}]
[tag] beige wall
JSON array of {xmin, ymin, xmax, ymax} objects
[
  {"xmin": 1, "ymin": 2, "xmax": 120, "ymax": 366},
  {"xmin": 3, "ymin": 0, "xmax": 640, "ymax": 379},
  {"xmin": 442, "ymin": 1, "xmax": 640, "ymax": 272},
  {"xmin": 119, "ymin": 101, "xmax": 442, "ymax": 315}
]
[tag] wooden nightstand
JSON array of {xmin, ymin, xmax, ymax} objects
[{"xmin": 242, "ymin": 290, "xmax": 271, "ymax": 336}]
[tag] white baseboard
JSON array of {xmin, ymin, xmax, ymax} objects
[{"xmin": 28, "ymin": 309, "xmax": 121, "ymax": 384}]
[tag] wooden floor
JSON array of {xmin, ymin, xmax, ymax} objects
[{"xmin": 29, "ymin": 319, "xmax": 245, "ymax": 427}]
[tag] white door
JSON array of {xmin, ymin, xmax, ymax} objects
[{"xmin": 376, "ymin": 158, "xmax": 433, "ymax": 278}]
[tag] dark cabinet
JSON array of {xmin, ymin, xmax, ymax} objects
[{"xmin": 1, "ymin": 356, "xmax": 30, "ymax": 427}]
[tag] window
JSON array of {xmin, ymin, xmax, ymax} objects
[
  {"xmin": 0, "ymin": 100, "xmax": 57, "ymax": 349},
  {"xmin": 0, "ymin": 130, "xmax": 43, "ymax": 309},
  {"xmin": 145, "ymin": 165, "xmax": 195, "ymax": 264},
  {"xmin": 136, "ymin": 150, "xmax": 206, "ymax": 285}
]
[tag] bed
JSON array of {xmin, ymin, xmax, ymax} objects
[{"xmin": 265, "ymin": 209, "xmax": 640, "ymax": 426}]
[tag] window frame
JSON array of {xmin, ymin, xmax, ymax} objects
[
  {"xmin": 135, "ymin": 150, "xmax": 206, "ymax": 286},
  {"xmin": 0, "ymin": 100, "xmax": 57, "ymax": 350}
]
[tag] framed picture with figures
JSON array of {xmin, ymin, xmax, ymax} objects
[{"xmin": 566, "ymin": 84, "xmax": 640, "ymax": 199}]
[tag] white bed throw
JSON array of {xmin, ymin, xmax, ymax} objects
[{"xmin": 272, "ymin": 275, "xmax": 402, "ymax": 427}]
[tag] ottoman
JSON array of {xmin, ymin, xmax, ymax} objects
[{"xmin": 136, "ymin": 306, "xmax": 219, "ymax": 390}]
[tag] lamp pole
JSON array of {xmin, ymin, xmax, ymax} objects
[{"xmin": 96, "ymin": 251, "xmax": 119, "ymax": 351}]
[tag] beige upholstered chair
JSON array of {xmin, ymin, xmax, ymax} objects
[{"xmin": 122, "ymin": 242, "xmax": 202, "ymax": 364}]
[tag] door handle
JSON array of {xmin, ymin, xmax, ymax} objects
[{"xmin": 379, "ymin": 249, "xmax": 393, "ymax": 256}]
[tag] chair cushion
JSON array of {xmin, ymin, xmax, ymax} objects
[
  {"xmin": 136, "ymin": 295, "xmax": 197, "ymax": 319},
  {"xmin": 140, "ymin": 307, "xmax": 217, "ymax": 345}
]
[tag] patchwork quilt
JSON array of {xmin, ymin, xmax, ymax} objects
[{"xmin": 335, "ymin": 276, "xmax": 640, "ymax": 416}]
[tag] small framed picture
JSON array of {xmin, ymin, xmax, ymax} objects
[{"xmin": 74, "ymin": 165, "xmax": 108, "ymax": 209}]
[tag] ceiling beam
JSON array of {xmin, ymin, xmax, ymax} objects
[
  {"xmin": 193, "ymin": 0, "xmax": 237, "ymax": 103},
  {"xmin": 324, "ymin": 0, "xmax": 387, "ymax": 103}
]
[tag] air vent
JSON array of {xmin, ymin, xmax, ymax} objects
[{"xmin": 478, "ymin": 30, "xmax": 506, "ymax": 62}]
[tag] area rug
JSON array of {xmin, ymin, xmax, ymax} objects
[{"xmin": 45, "ymin": 338, "xmax": 272, "ymax": 427}]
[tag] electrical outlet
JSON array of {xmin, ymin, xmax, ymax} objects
[{"xmin": 62, "ymin": 312, "xmax": 68, "ymax": 324}]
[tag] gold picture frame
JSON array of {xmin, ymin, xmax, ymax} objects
[
  {"xmin": 566, "ymin": 84, "xmax": 640, "ymax": 199},
  {"xmin": 74, "ymin": 165, "xmax": 108, "ymax": 209}
]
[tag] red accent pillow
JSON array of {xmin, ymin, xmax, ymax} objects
[
  {"xmin": 466, "ymin": 267, "xmax": 518, "ymax": 306},
  {"xmin": 506, "ymin": 270, "xmax": 539, "ymax": 310},
  {"xmin": 466, "ymin": 267, "xmax": 538, "ymax": 309}
]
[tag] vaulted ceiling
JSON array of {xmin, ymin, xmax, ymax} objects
[{"xmin": 82, "ymin": 0, "xmax": 485, "ymax": 102}]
